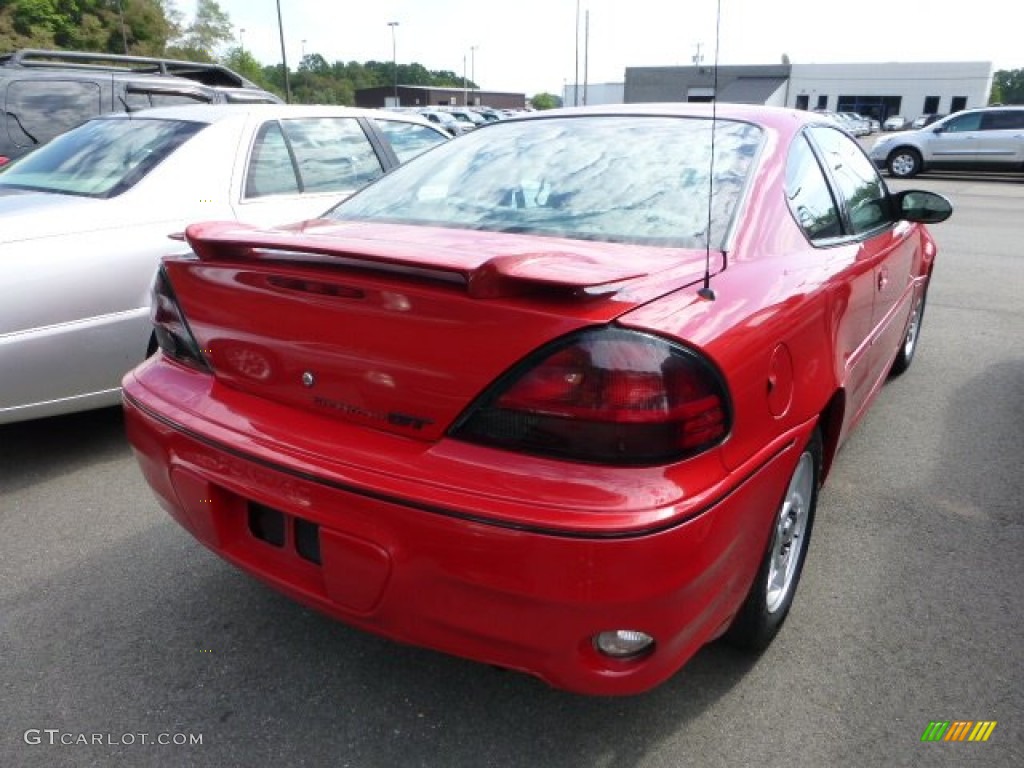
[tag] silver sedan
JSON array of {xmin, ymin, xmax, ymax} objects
[{"xmin": 0, "ymin": 103, "xmax": 449, "ymax": 424}]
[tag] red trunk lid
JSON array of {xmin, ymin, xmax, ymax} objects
[{"xmin": 165, "ymin": 220, "xmax": 718, "ymax": 440}]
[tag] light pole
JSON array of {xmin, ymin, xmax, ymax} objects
[
  {"xmin": 301, "ymin": 39, "xmax": 307, "ymax": 59},
  {"xmin": 470, "ymin": 45, "xmax": 478, "ymax": 104},
  {"xmin": 239, "ymin": 28, "xmax": 245, "ymax": 53},
  {"xmin": 275, "ymin": 0, "xmax": 292, "ymax": 103},
  {"xmin": 388, "ymin": 22, "xmax": 399, "ymax": 107}
]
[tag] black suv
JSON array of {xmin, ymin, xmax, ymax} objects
[{"xmin": 1, "ymin": 49, "xmax": 281, "ymax": 165}]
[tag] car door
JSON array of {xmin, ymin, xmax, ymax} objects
[
  {"xmin": 785, "ymin": 131, "xmax": 879, "ymax": 426},
  {"xmin": 233, "ymin": 116, "xmax": 388, "ymax": 224},
  {"xmin": 806, "ymin": 126, "xmax": 918, "ymax": 419},
  {"xmin": 974, "ymin": 109, "xmax": 1024, "ymax": 168},
  {"xmin": 923, "ymin": 111, "xmax": 982, "ymax": 165}
]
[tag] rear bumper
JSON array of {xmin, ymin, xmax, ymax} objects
[{"xmin": 123, "ymin": 361, "xmax": 815, "ymax": 695}]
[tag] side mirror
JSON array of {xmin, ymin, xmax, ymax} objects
[{"xmin": 893, "ymin": 190, "xmax": 953, "ymax": 224}]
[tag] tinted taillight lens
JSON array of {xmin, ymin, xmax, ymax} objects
[
  {"xmin": 450, "ymin": 328, "xmax": 729, "ymax": 465},
  {"xmin": 151, "ymin": 267, "xmax": 210, "ymax": 371}
]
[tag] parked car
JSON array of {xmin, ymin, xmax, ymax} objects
[
  {"xmin": 439, "ymin": 107, "xmax": 487, "ymax": 129},
  {"xmin": 838, "ymin": 111, "xmax": 872, "ymax": 136},
  {"xmin": 0, "ymin": 104, "xmax": 449, "ymax": 424},
  {"xmin": 414, "ymin": 108, "xmax": 471, "ymax": 136},
  {"xmin": 870, "ymin": 106, "xmax": 1024, "ymax": 177},
  {"xmin": 0, "ymin": 48, "xmax": 280, "ymax": 166},
  {"xmin": 882, "ymin": 115, "xmax": 908, "ymax": 131},
  {"xmin": 123, "ymin": 104, "xmax": 951, "ymax": 695}
]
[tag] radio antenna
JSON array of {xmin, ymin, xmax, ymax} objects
[{"xmin": 698, "ymin": 0, "xmax": 723, "ymax": 301}]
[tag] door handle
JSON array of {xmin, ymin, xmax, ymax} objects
[{"xmin": 877, "ymin": 270, "xmax": 889, "ymax": 291}]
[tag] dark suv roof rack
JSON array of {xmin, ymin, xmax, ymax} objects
[{"xmin": 0, "ymin": 49, "xmax": 255, "ymax": 89}]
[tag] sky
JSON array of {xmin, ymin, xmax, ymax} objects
[{"xmin": 209, "ymin": 0, "xmax": 1022, "ymax": 97}]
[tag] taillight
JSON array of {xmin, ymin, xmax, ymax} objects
[
  {"xmin": 450, "ymin": 328, "xmax": 730, "ymax": 465},
  {"xmin": 151, "ymin": 267, "xmax": 210, "ymax": 371}
]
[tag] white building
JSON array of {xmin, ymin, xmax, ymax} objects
[
  {"xmin": 787, "ymin": 62, "xmax": 993, "ymax": 120},
  {"xmin": 562, "ymin": 82, "xmax": 625, "ymax": 107},
  {"xmin": 596, "ymin": 61, "xmax": 994, "ymax": 122}
]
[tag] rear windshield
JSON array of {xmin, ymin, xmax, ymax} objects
[
  {"xmin": 328, "ymin": 115, "xmax": 763, "ymax": 249},
  {"xmin": 0, "ymin": 117, "xmax": 204, "ymax": 198}
]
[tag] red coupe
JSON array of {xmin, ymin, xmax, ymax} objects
[{"xmin": 123, "ymin": 105, "xmax": 952, "ymax": 695}]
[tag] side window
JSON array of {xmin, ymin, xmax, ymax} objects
[
  {"xmin": 980, "ymin": 110, "xmax": 1024, "ymax": 131},
  {"xmin": 124, "ymin": 91, "xmax": 153, "ymax": 111},
  {"xmin": 148, "ymin": 92, "xmax": 213, "ymax": 108},
  {"xmin": 4, "ymin": 80, "xmax": 101, "ymax": 148},
  {"xmin": 942, "ymin": 112, "xmax": 982, "ymax": 132},
  {"xmin": 808, "ymin": 126, "xmax": 890, "ymax": 235},
  {"xmin": 785, "ymin": 135, "xmax": 841, "ymax": 242},
  {"xmin": 280, "ymin": 117, "xmax": 384, "ymax": 193},
  {"xmin": 373, "ymin": 118, "xmax": 447, "ymax": 163},
  {"xmin": 244, "ymin": 121, "xmax": 300, "ymax": 198}
]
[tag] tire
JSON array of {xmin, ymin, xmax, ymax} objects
[
  {"xmin": 889, "ymin": 289, "xmax": 927, "ymax": 377},
  {"xmin": 725, "ymin": 428, "xmax": 822, "ymax": 652},
  {"xmin": 887, "ymin": 148, "xmax": 922, "ymax": 178}
]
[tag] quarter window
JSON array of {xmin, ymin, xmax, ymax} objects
[
  {"xmin": 245, "ymin": 122, "xmax": 300, "ymax": 198},
  {"xmin": 785, "ymin": 135, "xmax": 841, "ymax": 241}
]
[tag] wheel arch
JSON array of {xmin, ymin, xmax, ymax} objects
[{"xmin": 817, "ymin": 388, "xmax": 846, "ymax": 482}]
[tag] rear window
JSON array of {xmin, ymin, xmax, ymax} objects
[
  {"xmin": 0, "ymin": 117, "xmax": 204, "ymax": 198},
  {"xmin": 329, "ymin": 115, "xmax": 763, "ymax": 249}
]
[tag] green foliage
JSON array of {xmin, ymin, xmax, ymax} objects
[
  {"xmin": 173, "ymin": 0, "xmax": 232, "ymax": 58},
  {"xmin": 0, "ymin": 2, "xmax": 497, "ymax": 105},
  {"xmin": 990, "ymin": 69, "xmax": 1024, "ymax": 105},
  {"xmin": 0, "ymin": 0, "xmax": 179, "ymax": 55},
  {"xmin": 530, "ymin": 92, "xmax": 559, "ymax": 110}
]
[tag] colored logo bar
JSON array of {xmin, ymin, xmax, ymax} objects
[{"xmin": 921, "ymin": 721, "xmax": 997, "ymax": 742}]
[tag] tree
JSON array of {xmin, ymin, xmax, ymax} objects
[
  {"xmin": 990, "ymin": 69, "xmax": 1024, "ymax": 105},
  {"xmin": 0, "ymin": 1, "xmax": 178, "ymax": 55},
  {"xmin": 221, "ymin": 45, "xmax": 276, "ymax": 90},
  {"xmin": 530, "ymin": 92, "xmax": 559, "ymax": 110},
  {"xmin": 167, "ymin": 0, "xmax": 233, "ymax": 61}
]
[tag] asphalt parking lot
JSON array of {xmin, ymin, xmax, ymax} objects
[{"xmin": 2, "ymin": 172, "xmax": 1022, "ymax": 768}]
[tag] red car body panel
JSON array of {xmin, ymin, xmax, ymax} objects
[
  {"xmin": 124, "ymin": 369, "xmax": 816, "ymax": 695},
  {"xmin": 123, "ymin": 105, "xmax": 943, "ymax": 694}
]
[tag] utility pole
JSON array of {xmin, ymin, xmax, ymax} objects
[
  {"xmin": 388, "ymin": 22, "xmax": 400, "ymax": 107},
  {"xmin": 275, "ymin": 0, "xmax": 292, "ymax": 103},
  {"xmin": 582, "ymin": 10, "xmax": 589, "ymax": 106},
  {"xmin": 573, "ymin": 0, "xmax": 580, "ymax": 106}
]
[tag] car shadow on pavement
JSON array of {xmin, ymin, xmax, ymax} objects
[{"xmin": 0, "ymin": 406, "xmax": 130, "ymax": 496}]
